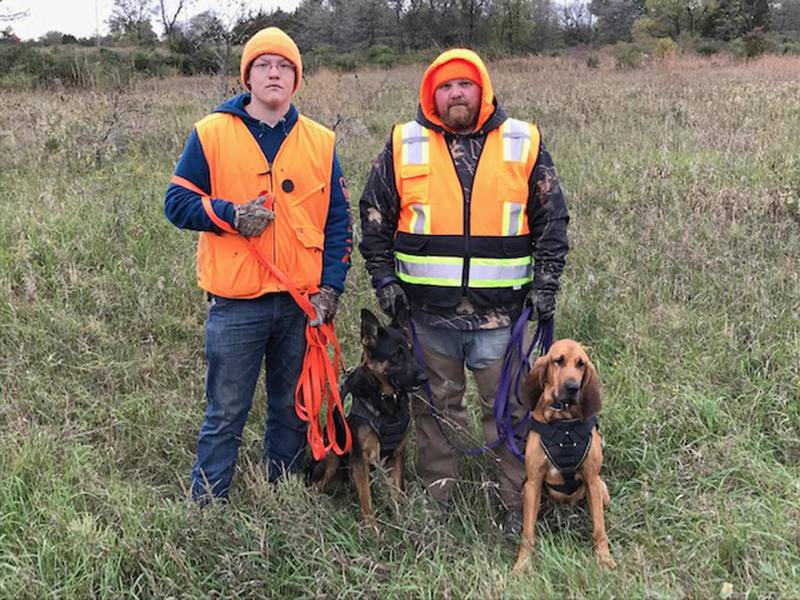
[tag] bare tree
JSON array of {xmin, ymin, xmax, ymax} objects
[
  {"xmin": 159, "ymin": 0, "xmax": 194, "ymax": 44},
  {"xmin": 0, "ymin": 0, "xmax": 28, "ymax": 22}
]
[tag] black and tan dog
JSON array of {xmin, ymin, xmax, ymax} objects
[
  {"xmin": 513, "ymin": 339, "xmax": 616, "ymax": 571},
  {"xmin": 311, "ymin": 308, "xmax": 427, "ymax": 533}
]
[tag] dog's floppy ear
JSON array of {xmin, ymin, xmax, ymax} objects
[
  {"xmin": 580, "ymin": 359, "xmax": 602, "ymax": 419},
  {"xmin": 520, "ymin": 354, "xmax": 548, "ymax": 411},
  {"xmin": 361, "ymin": 309, "xmax": 381, "ymax": 351}
]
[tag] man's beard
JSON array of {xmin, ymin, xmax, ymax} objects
[{"xmin": 440, "ymin": 103, "xmax": 478, "ymax": 132}]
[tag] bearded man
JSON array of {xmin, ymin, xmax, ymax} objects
[{"xmin": 358, "ymin": 49, "xmax": 569, "ymax": 533}]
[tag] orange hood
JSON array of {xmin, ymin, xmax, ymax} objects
[{"xmin": 419, "ymin": 49, "xmax": 495, "ymax": 132}]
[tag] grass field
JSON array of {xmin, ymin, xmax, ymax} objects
[{"xmin": 1, "ymin": 53, "xmax": 799, "ymax": 598}]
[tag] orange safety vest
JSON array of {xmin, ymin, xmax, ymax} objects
[
  {"xmin": 175, "ymin": 112, "xmax": 334, "ymax": 299},
  {"xmin": 391, "ymin": 117, "xmax": 540, "ymax": 310}
]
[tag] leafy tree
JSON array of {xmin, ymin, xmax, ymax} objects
[{"xmin": 589, "ymin": 0, "xmax": 646, "ymax": 41}]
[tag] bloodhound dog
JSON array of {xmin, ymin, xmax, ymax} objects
[{"xmin": 513, "ymin": 339, "xmax": 616, "ymax": 572}]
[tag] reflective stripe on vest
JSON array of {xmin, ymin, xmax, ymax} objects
[
  {"xmin": 401, "ymin": 121, "xmax": 430, "ymax": 166},
  {"xmin": 409, "ymin": 204, "xmax": 430, "ymax": 234},
  {"xmin": 395, "ymin": 252, "xmax": 462, "ymax": 286},
  {"xmin": 469, "ymin": 256, "xmax": 533, "ymax": 288},
  {"xmin": 502, "ymin": 118, "xmax": 531, "ymax": 163},
  {"xmin": 502, "ymin": 202, "xmax": 525, "ymax": 236},
  {"xmin": 395, "ymin": 253, "xmax": 532, "ymax": 288}
]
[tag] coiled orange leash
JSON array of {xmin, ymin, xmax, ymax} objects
[{"xmin": 241, "ymin": 204, "xmax": 352, "ymax": 460}]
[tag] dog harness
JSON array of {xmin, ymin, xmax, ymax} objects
[
  {"xmin": 349, "ymin": 392, "xmax": 411, "ymax": 458},
  {"xmin": 529, "ymin": 416, "xmax": 598, "ymax": 495}
]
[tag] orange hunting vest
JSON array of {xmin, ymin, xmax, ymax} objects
[
  {"xmin": 391, "ymin": 118, "xmax": 540, "ymax": 310},
  {"xmin": 186, "ymin": 113, "xmax": 334, "ymax": 299}
]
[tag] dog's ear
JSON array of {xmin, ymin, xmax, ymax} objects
[
  {"xmin": 520, "ymin": 354, "xmax": 548, "ymax": 411},
  {"xmin": 580, "ymin": 359, "xmax": 602, "ymax": 419},
  {"xmin": 361, "ymin": 309, "xmax": 381, "ymax": 350}
]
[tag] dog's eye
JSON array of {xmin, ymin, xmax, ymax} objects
[
  {"xmin": 554, "ymin": 356, "xmax": 565, "ymax": 366},
  {"xmin": 575, "ymin": 358, "xmax": 585, "ymax": 368}
]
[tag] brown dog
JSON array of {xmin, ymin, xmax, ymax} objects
[{"xmin": 513, "ymin": 339, "xmax": 616, "ymax": 572}]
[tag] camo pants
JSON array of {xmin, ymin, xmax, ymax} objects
[{"xmin": 411, "ymin": 324, "xmax": 528, "ymax": 513}]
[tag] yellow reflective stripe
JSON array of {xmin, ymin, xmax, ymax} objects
[
  {"xmin": 501, "ymin": 202, "xmax": 525, "ymax": 236},
  {"xmin": 469, "ymin": 255, "xmax": 533, "ymax": 287},
  {"xmin": 468, "ymin": 276, "xmax": 533, "ymax": 288},
  {"xmin": 471, "ymin": 256, "xmax": 531, "ymax": 267},
  {"xmin": 401, "ymin": 121, "xmax": 430, "ymax": 166},
  {"xmin": 502, "ymin": 119, "xmax": 532, "ymax": 163},
  {"xmin": 396, "ymin": 273, "xmax": 462, "ymax": 286},
  {"xmin": 395, "ymin": 251, "xmax": 463, "ymax": 286},
  {"xmin": 395, "ymin": 252, "xmax": 462, "ymax": 265},
  {"xmin": 409, "ymin": 204, "xmax": 430, "ymax": 234}
]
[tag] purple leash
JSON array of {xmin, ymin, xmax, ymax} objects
[
  {"xmin": 491, "ymin": 309, "xmax": 554, "ymax": 460},
  {"xmin": 409, "ymin": 310, "xmax": 554, "ymax": 460}
]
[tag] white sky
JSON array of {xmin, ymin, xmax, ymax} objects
[{"xmin": 5, "ymin": 0, "xmax": 302, "ymax": 41}]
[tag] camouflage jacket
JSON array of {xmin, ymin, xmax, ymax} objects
[{"xmin": 358, "ymin": 103, "xmax": 569, "ymax": 330}]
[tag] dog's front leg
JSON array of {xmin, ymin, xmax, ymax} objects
[
  {"xmin": 312, "ymin": 455, "xmax": 340, "ymax": 492},
  {"xmin": 351, "ymin": 458, "xmax": 380, "ymax": 535},
  {"xmin": 388, "ymin": 447, "xmax": 404, "ymax": 510},
  {"xmin": 513, "ymin": 473, "xmax": 544, "ymax": 573},
  {"xmin": 586, "ymin": 475, "xmax": 616, "ymax": 570}
]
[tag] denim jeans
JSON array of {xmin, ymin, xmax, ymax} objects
[
  {"xmin": 412, "ymin": 323, "xmax": 511, "ymax": 370},
  {"xmin": 190, "ymin": 292, "xmax": 307, "ymax": 501}
]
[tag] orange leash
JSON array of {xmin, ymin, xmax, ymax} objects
[{"xmin": 243, "ymin": 232, "xmax": 352, "ymax": 461}]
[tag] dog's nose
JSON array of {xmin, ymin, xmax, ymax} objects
[{"xmin": 563, "ymin": 379, "xmax": 580, "ymax": 397}]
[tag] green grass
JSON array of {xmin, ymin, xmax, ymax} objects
[{"xmin": 1, "ymin": 55, "xmax": 799, "ymax": 598}]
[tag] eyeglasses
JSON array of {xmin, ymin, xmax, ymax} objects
[{"xmin": 251, "ymin": 60, "xmax": 295, "ymax": 75}]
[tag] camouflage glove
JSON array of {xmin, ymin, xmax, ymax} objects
[
  {"xmin": 309, "ymin": 285, "xmax": 340, "ymax": 327},
  {"xmin": 525, "ymin": 288, "xmax": 556, "ymax": 322},
  {"xmin": 376, "ymin": 282, "xmax": 409, "ymax": 319},
  {"xmin": 234, "ymin": 195, "xmax": 274, "ymax": 237}
]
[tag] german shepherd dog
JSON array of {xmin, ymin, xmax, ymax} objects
[{"xmin": 311, "ymin": 308, "xmax": 428, "ymax": 533}]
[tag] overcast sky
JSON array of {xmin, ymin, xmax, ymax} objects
[{"xmin": 5, "ymin": 0, "xmax": 302, "ymax": 41}]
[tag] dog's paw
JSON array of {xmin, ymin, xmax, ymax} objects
[
  {"xmin": 362, "ymin": 517, "xmax": 382, "ymax": 539},
  {"xmin": 511, "ymin": 558, "xmax": 528, "ymax": 575},
  {"xmin": 597, "ymin": 552, "xmax": 617, "ymax": 571}
]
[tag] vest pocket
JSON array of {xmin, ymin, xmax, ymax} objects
[
  {"xmin": 288, "ymin": 182, "xmax": 325, "ymax": 207},
  {"xmin": 398, "ymin": 164, "xmax": 430, "ymax": 208}
]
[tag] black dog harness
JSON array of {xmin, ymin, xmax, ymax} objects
[
  {"xmin": 529, "ymin": 416, "xmax": 598, "ymax": 495},
  {"xmin": 349, "ymin": 392, "xmax": 411, "ymax": 458}
]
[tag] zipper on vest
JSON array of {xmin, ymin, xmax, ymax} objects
[
  {"xmin": 266, "ymin": 164, "xmax": 276, "ymax": 262},
  {"xmin": 447, "ymin": 136, "xmax": 486, "ymax": 294}
]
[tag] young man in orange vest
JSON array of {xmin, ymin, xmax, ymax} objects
[
  {"xmin": 165, "ymin": 28, "xmax": 352, "ymax": 502},
  {"xmin": 359, "ymin": 49, "xmax": 569, "ymax": 533}
]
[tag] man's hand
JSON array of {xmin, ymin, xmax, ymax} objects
[
  {"xmin": 234, "ymin": 195, "xmax": 274, "ymax": 237},
  {"xmin": 525, "ymin": 288, "xmax": 556, "ymax": 322},
  {"xmin": 309, "ymin": 285, "xmax": 340, "ymax": 327},
  {"xmin": 376, "ymin": 282, "xmax": 409, "ymax": 319}
]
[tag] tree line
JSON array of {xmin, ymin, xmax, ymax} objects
[{"xmin": 1, "ymin": 0, "xmax": 800, "ymax": 86}]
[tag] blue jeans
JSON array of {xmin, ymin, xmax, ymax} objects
[
  {"xmin": 190, "ymin": 292, "xmax": 307, "ymax": 501},
  {"xmin": 412, "ymin": 323, "xmax": 511, "ymax": 370}
]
